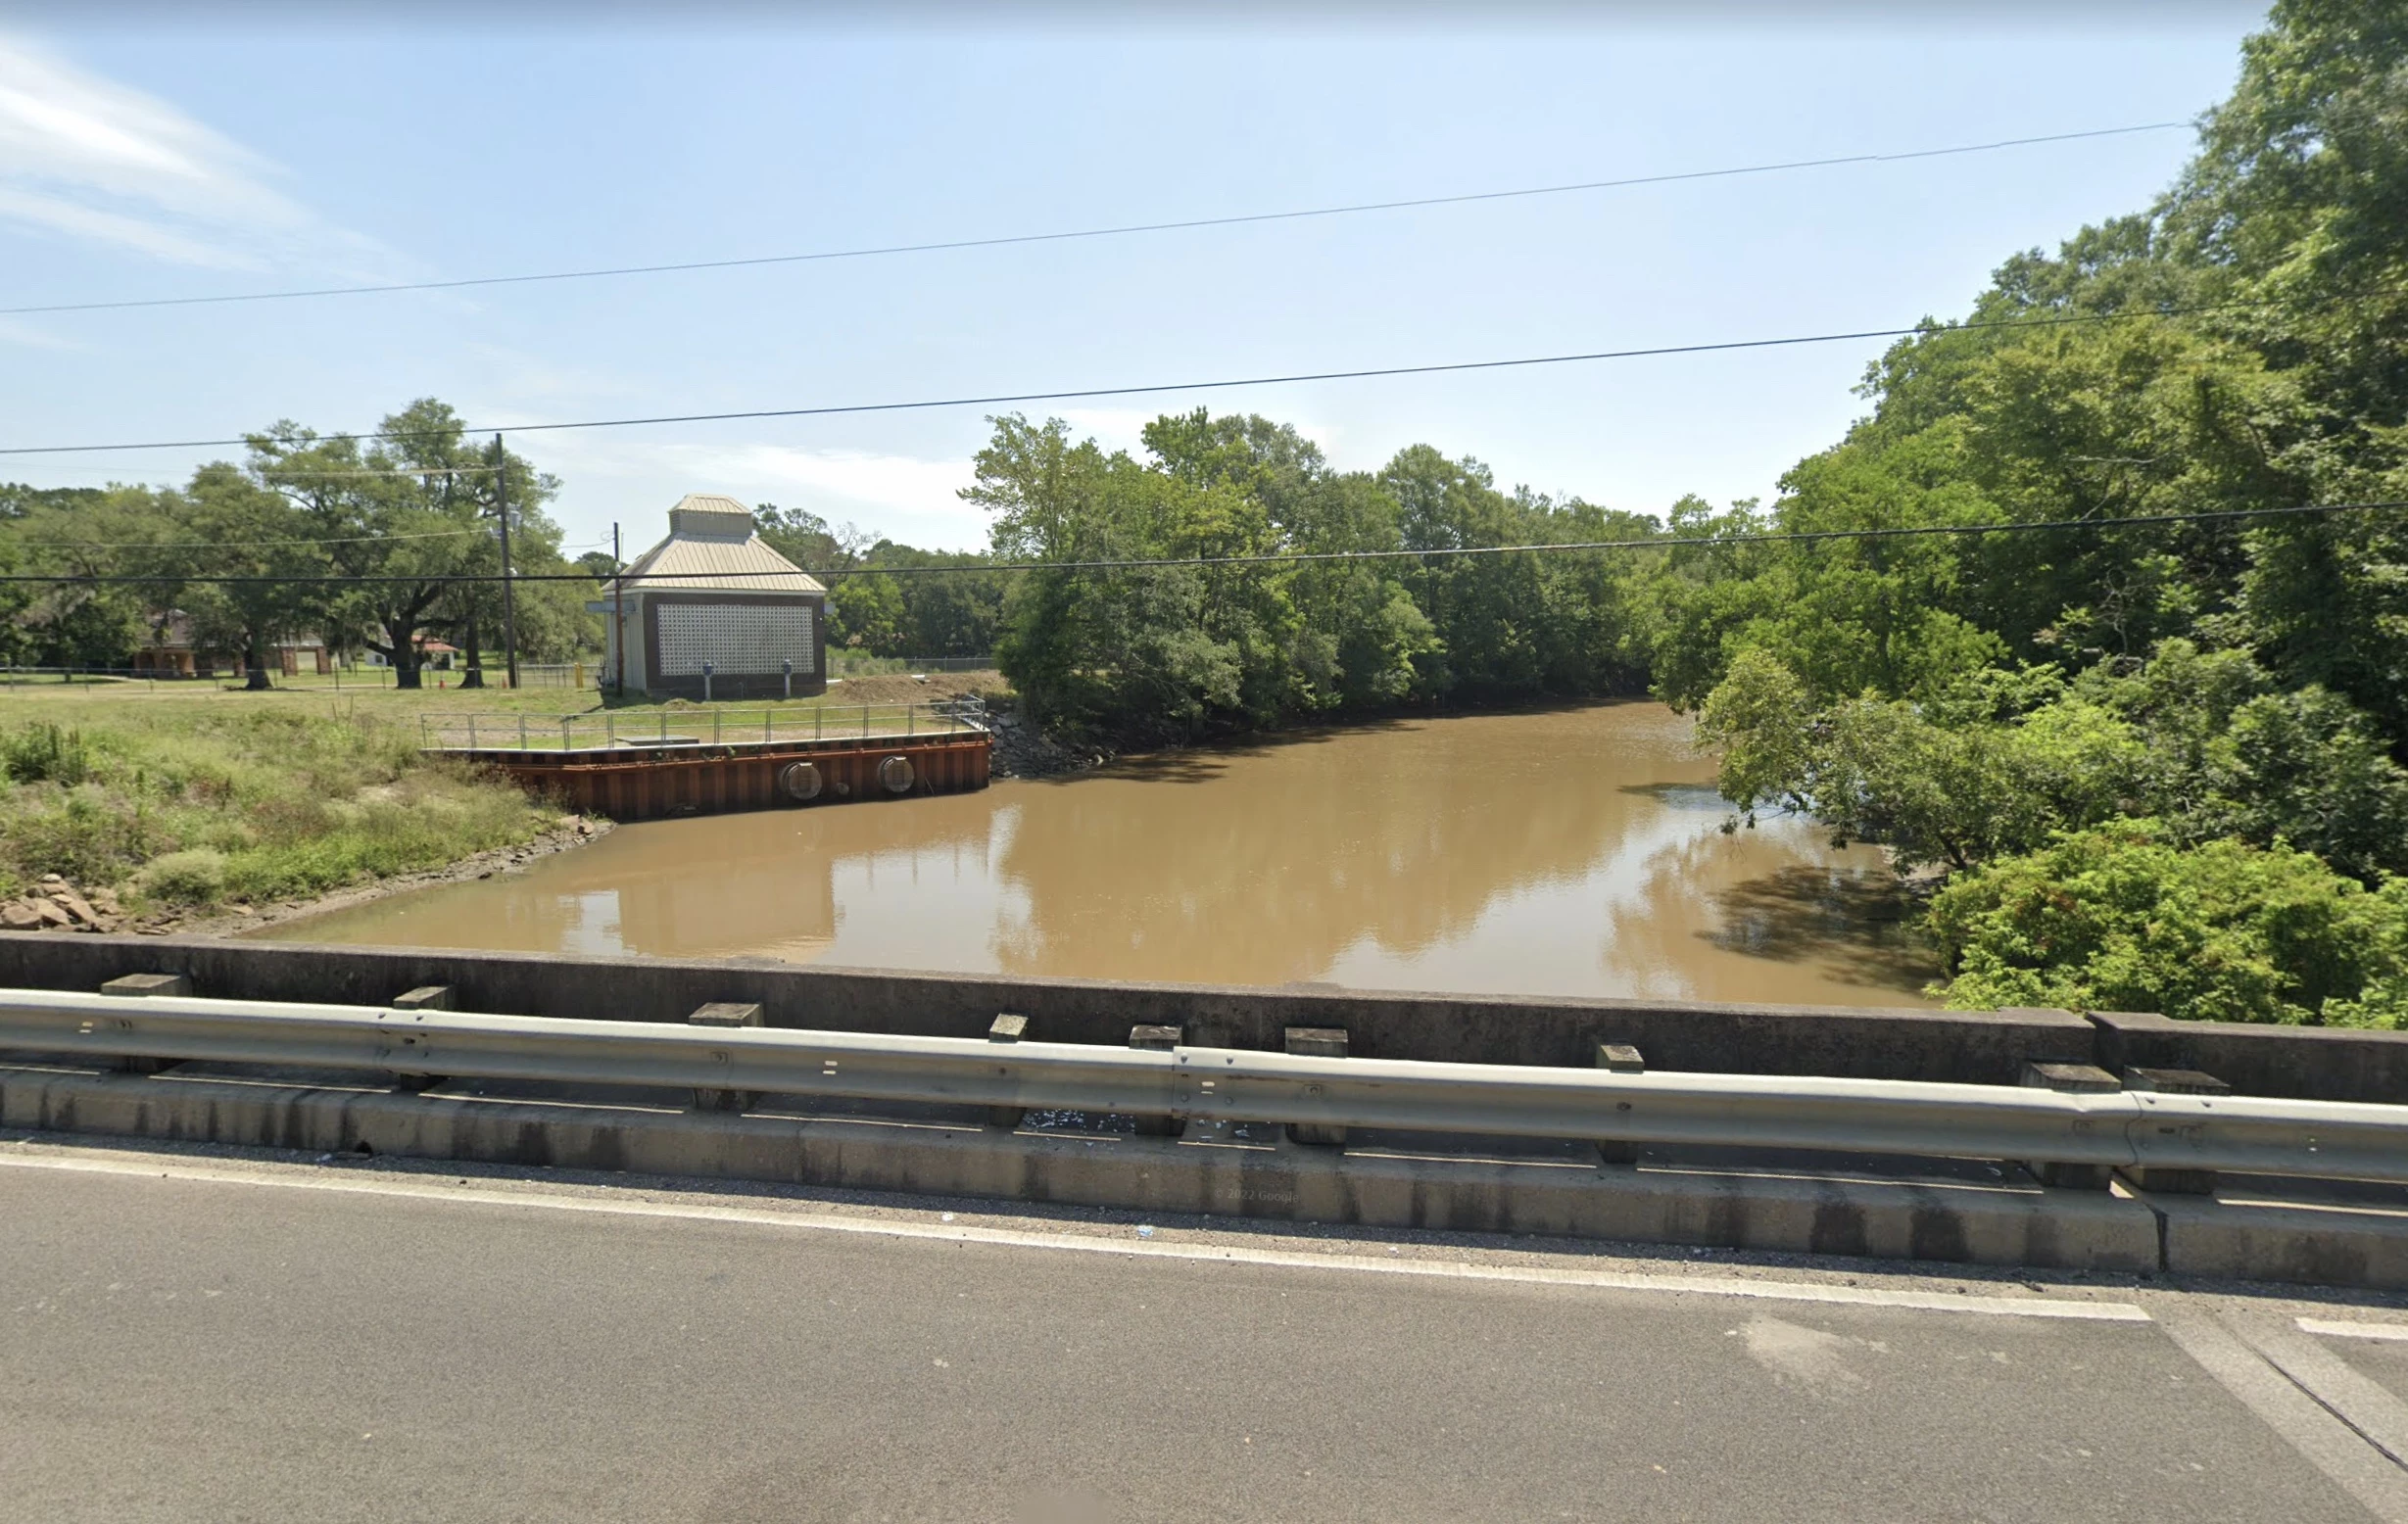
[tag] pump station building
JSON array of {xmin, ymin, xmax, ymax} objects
[{"xmin": 598, "ymin": 496, "xmax": 829, "ymax": 699}]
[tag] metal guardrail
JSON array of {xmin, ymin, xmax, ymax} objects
[
  {"xmin": 7, "ymin": 990, "xmax": 2405, "ymax": 1183},
  {"xmin": 417, "ymin": 701, "xmax": 986, "ymax": 753}
]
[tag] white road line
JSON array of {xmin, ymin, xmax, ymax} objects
[
  {"xmin": 2158, "ymin": 1308, "xmax": 2408, "ymax": 1523},
  {"xmin": 0, "ymin": 1142, "xmax": 2151, "ymax": 1322},
  {"xmin": 2248, "ymin": 1323, "xmax": 2408, "ymax": 1469},
  {"xmin": 2305, "ymin": 1319, "xmax": 2408, "ymax": 1345}
]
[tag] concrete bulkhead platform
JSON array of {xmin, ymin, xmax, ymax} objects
[{"xmin": 459, "ymin": 731, "xmax": 991, "ymax": 821}]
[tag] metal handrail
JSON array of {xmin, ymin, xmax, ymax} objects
[
  {"xmin": 7, "ymin": 990, "xmax": 2404, "ymax": 1183},
  {"xmin": 416, "ymin": 701, "xmax": 986, "ymax": 753}
]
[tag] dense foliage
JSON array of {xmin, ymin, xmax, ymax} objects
[
  {"xmin": 955, "ymin": 411, "xmax": 1658, "ymax": 741},
  {"xmin": 1929, "ymin": 826, "xmax": 2408, "ymax": 1027},
  {"xmin": 1669, "ymin": 0, "xmax": 2408, "ymax": 1022}
]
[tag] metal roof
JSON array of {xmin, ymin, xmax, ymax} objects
[{"xmin": 619, "ymin": 495, "xmax": 826, "ymax": 595}]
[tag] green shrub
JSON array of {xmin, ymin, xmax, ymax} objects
[
  {"xmin": 1, "ymin": 723, "xmax": 92, "ymax": 786},
  {"xmin": 140, "ymin": 848, "xmax": 228, "ymax": 905},
  {"xmin": 0, "ymin": 787, "xmax": 163, "ymax": 886},
  {"xmin": 1930, "ymin": 823, "xmax": 2408, "ymax": 1025}
]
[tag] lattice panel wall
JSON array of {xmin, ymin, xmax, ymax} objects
[{"xmin": 654, "ymin": 603, "xmax": 816, "ymax": 677}]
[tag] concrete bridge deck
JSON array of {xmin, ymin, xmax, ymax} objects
[{"xmin": 7, "ymin": 1134, "xmax": 2407, "ymax": 1523}]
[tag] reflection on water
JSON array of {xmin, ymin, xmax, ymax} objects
[{"xmin": 266, "ymin": 703, "xmax": 1940, "ymax": 1005}]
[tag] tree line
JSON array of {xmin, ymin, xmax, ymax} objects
[
  {"xmin": 750, "ymin": 504, "xmax": 1003, "ymax": 660},
  {"xmin": 0, "ymin": 401, "xmax": 599, "ymax": 688}
]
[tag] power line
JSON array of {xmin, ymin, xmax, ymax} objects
[
  {"xmin": 0, "ymin": 293, "xmax": 2315, "ymax": 461},
  {"xmin": 0, "ymin": 465, "xmax": 503, "ymax": 490},
  {"xmin": 258, "ymin": 466, "xmax": 501, "ymax": 479},
  {"xmin": 0, "ymin": 500, "xmax": 2390, "ymax": 586},
  {"xmin": 2, "ymin": 122, "xmax": 2189, "ymax": 320},
  {"xmin": 16, "ymin": 525, "xmax": 606, "ymax": 557},
  {"xmin": 732, "ymin": 499, "xmax": 2408, "ymax": 577},
  {"xmin": 28, "ymin": 528, "xmax": 492, "ymax": 551}
]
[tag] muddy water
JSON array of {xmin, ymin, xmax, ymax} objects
[{"xmin": 267, "ymin": 704, "xmax": 1939, "ymax": 1004}]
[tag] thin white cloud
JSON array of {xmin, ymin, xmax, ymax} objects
[
  {"xmin": 0, "ymin": 36, "xmax": 380, "ymax": 271},
  {"xmin": 713, "ymin": 442, "xmax": 977, "ymax": 522},
  {"xmin": 1053, "ymin": 407, "xmax": 1162, "ymax": 455},
  {"xmin": 521, "ymin": 433, "xmax": 989, "ymax": 553},
  {"xmin": 0, "ymin": 311, "xmax": 82, "ymax": 352}
]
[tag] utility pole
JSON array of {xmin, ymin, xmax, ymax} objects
[
  {"xmin": 611, "ymin": 521, "xmax": 625, "ymax": 694},
  {"xmin": 494, "ymin": 433, "xmax": 521, "ymax": 691}
]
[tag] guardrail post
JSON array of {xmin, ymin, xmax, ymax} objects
[
  {"xmin": 1129, "ymin": 1024, "xmax": 1184, "ymax": 1137},
  {"xmin": 100, "ymin": 973, "xmax": 188, "ymax": 996},
  {"xmin": 987, "ymin": 1014, "xmax": 1029, "ymax": 1128},
  {"xmin": 2121, "ymin": 1068, "xmax": 2232, "ymax": 1195},
  {"xmin": 99, "ymin": 973, "xmax": 189, "ymax": 1073},
  {"xmin": 1594, "ymin": 1044, "xmax": 1646, "ymax": 1164},
  {"xmin": 1284, "ymin": 1027, "xmax": 1348, "ymax": 1146},
  {"xmin": 689, "ymin": 1002, "xmax": 764, "ymax": 1112},
  {"xmin": 389, "ymin": 986, "xmax": 453, "ymax": 1092},
  {"xmin": 99, "ymin": 974, "xmax": 185, "ymax": 993},
  {"xmin": 519, "ymin": 716, "xmax": 529, "ymax": 751},
  {"xmin": 2018, "ymin": 1062, "xmax": 2120, "ymax": 1189}
]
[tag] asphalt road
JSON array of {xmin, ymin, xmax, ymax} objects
[{"xmin": 4, "ymin": 1140, "xmax": 2406, "ymax": 1523}]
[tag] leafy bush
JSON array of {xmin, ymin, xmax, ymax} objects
[
  {"xmin": 1, "ymin": 723, "xmax": 92, "ymax": 786},
  {"xmin": 1929, "ymin": 823, "xmax": 2408, "ymax": 1025},
  {"xmin": 0, "ymin": 786, "xmax": 162, "ymax": 886},
  {"xmin": 140, "ymin": 848, "xmax": 228, "ymax": 905}
]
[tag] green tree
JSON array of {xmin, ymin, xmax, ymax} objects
[
  {"xmin": 249, "ymin": 400, "xmax": 556, "ymax": 690},
  {"xmin": 7, "ymin": 486, "xmax": 176, "ymax": 669},
  {"xmin": 175, "ymin": 464, "xmax": 328, "ymax": 690},
  {"xmin": 1698, "ymin": 647, "xmax": 2144, "ymax": 872}
]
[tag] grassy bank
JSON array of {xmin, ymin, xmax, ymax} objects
[
  {"xmin": 0, "ymin": 673, "xmax": 1010, "ymax": 917},
  {"xmin": 0, "ymin": 691, "xmax": 554, "ymax": 913}
]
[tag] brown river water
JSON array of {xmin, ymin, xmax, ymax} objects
[{"xmin": 267, "ymin": 703, "xmax": 1939, "ymax": 1005}]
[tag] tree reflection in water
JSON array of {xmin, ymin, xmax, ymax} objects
[{"xmin": 268, "ymin": 703, "xmax": 1939, "ymax": 1005}]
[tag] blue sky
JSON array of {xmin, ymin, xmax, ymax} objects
[{"xmin": 1, "ymin": 11, "xmax": 2268, "ymax": 557}]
